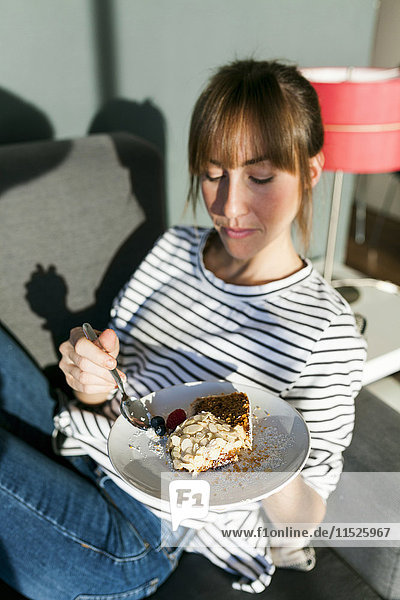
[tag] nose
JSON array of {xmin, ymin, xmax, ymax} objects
[{"xmin": 217, "ymin": 174, "xmax": 249, "ymax": 220}]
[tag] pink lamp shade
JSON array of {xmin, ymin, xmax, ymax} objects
[{"xmin": 301, "ymin": 67, "xmax": 400, "ymax": 173}]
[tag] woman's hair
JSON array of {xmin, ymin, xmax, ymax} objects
[{"xmin": 187, "ymin": 59, "xmax": 324, "ymax": 248}]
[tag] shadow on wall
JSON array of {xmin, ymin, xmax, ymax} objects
[
  {"xmin": 0, "ymin": 0, "xmax": 167, "ymax": 160},
  {"xmin": 0, "ymin": 87, "xmax": 54, "ymax": 145},
  {"xmin": 0, "ymin": 86, "xmax": 167, "ymax": 160},
  {"xmin": 88, "ymin": 0, "xmax": 167, "ymax": 158},
  {"xmin": 0, "ymin": 87, "xmax": 72, "ymax": 194},
  {"xmin": 89, "ymin": 98, "xmax": 166, "ymax": 158}
]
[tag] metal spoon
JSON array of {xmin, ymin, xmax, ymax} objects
[{"xmin": 82, "ymin": 323, "xmax": 150, "ymax": 430}]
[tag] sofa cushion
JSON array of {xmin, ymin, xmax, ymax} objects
[
  {"xmin": 0, "ymin": 547, "xmax": 382, "ymax": 600},
  {"xmin": 150, "ymin": 548, "xmax": 381, "ymax": 599},
  {"xmin": 325, "ymin": 388, "xmax": 400, "ymax": 599}
]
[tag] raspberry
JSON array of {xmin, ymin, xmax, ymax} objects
[{"xmin": 166, "ymin": 409, "xmax": 186, "ymax": 431}]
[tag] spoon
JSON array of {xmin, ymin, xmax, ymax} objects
[{"xmin": 82, "ymin": 323, "xmax": 150, "ymax": 430}]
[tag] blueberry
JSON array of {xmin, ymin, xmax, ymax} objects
[{"xmin": 151, "ymin": 415, "xmax": 166, "ymax": 436}]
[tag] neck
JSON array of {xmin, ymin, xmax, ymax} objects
[{"xmin": 204, "ymin": 231, "xmax": 304, "ymax": 286}]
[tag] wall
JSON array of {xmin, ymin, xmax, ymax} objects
[
  {"xmin": 361, "ymin": 0, "xmax": 400, "ymax": 222},
  {"xmin": 0, "ymin": 0, "xmax": 379, "ymax": 262}
]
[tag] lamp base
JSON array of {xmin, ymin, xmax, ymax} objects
[
  {"xmin": 332, "ymin": 278, "xmax": 400, "ymax": 296},
  {"xmin": 336, "ymin": 285, "xmax": 360, "ymax": 304},
  {"xmin": 314, "ymin": 260, "xmax": 400, "ymax": 385}
]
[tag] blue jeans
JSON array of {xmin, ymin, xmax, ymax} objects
[{"xmin": 0, "ymin": 327, "xmax": 193, "ymax": 599}]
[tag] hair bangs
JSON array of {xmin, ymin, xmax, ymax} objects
[{"xmin": 190, "ymin": 75, "xmax": 299, "ymax": 177}]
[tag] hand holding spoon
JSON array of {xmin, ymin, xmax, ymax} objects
[{"xmin": 82, "ymin": 323, "xmax": 150, "ymax": 430}]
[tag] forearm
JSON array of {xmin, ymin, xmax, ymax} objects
[{"xmin": 262, "ymin": 474, "xmax": 326, "ymax": 528}]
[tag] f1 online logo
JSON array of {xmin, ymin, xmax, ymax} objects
[{"xmin": 169, "ymin": 480, "xmax": 210, "ymax": 530}]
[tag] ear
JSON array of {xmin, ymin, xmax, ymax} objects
[{"xmin": 309, "ymin": 152, "xmax": 324, "ymax": 188}]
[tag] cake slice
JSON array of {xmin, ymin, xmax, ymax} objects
[
  {"xmin": 167, "ymin": 391, "xmax": 252, "ymax": 473},
  {"xmin": 191, "ymin": 392, "xmax": 252, "ymax": 441}
]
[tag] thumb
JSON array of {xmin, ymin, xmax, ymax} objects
[{"xmin": 97, "ymin": 328, "xmax": 120, "ymax": 359}]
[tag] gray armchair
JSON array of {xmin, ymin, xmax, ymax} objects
[{"xmin": 0, "ymin": 132, "xmax": 165, "ymax": 390}]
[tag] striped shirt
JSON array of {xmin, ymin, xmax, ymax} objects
[{"xmin": 54, "ymin": 225, "xmax": 366, "ymax": 593}]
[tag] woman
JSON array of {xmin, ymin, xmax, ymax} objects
[{"xmin": 0, "ymin": 59, "xmax": 366, "ymax": 598}]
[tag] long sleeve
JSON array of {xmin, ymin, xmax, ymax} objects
[{"xmin": 281, "ymin": 310, "xmax": 367, "ymax": 500}]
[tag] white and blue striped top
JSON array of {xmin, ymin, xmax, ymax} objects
[{"xmin": 54, "ymin": 226, "xmax": 367, "ymax": 593}]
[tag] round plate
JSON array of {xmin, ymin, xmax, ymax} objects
[{"xmin": 108, "ymin": 381, "xmax": 310, "ymax": 512}]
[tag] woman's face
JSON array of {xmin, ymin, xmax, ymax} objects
[{"xmin": 201, "ymin": 149, "xmax": 318, "ymax": 264}]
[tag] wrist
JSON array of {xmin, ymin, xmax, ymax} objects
[{"xmin": 73, "ymin": 390, "xmax": 110, "ymax": 405}]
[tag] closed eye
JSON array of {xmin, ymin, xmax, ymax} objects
[
  {"xmin": 205, "ymin": 172, "xmax": 225, "ymax": 182},
  {"xmin": 249, "ymin": 176, "xmax": 274, "ymax": 185}
]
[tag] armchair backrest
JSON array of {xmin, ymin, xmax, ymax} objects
[{"xmin": 0, "ymin": 133, "xmax": 165, "ymax": 386}]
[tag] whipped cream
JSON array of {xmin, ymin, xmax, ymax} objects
[{"xmin": 167, "ymin": 411, "xmax": 251, "ymax": 473}]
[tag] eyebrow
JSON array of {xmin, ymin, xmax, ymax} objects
[{"xmin": 209, "ymin": 157, "xmax": 269, "ymax": 167}]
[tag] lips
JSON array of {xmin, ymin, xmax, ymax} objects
[{"xmin": 221, "ymin": 227, "xmax": 257, "ymax": 239}]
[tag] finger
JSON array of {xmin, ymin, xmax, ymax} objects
[
  {"xmin": 67, "ymin": 350, "xmax": 126, "ymax": 384},
  {"xmin": 73, "ymin": 335, "xmax": 117, "ymax": 370},
  {"xmin": 97, "ymin": 328, "xmax": 119, "ymax": 358},
  {"xmin": 69, "ymin": 326, "xmax": 119, "ymax": 364},
  {"xmin": 67, "ymin": 352, "xmax": 117, "ymax": 383},
  {"xmin": 60, "ymin": 354, "xmax": 127, "ymax": 396},
  {"xmin": 64, "ymin": 370, "xmax": 116, "ymax": 395},
  {"xmin": 65, "ymin": 363, "xmax": 126, "ymax": 394},
  {"xmin": 66, "ymin": 363, "xmax": 116, "ymax": 390},
  {"xmin": 60, "ymin": 338, "xmax": 127, "ymax": 391},
  {"xmin": 61, "ymin": 351, "xmax": 126, "ymax": 381},
  {"xmin": 69, "ymin": 328, "xmax": 104, "ymax": 355},
  {"xmin": 59, "ymin": 339, "xmax": 74, "ymax": 359}
]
